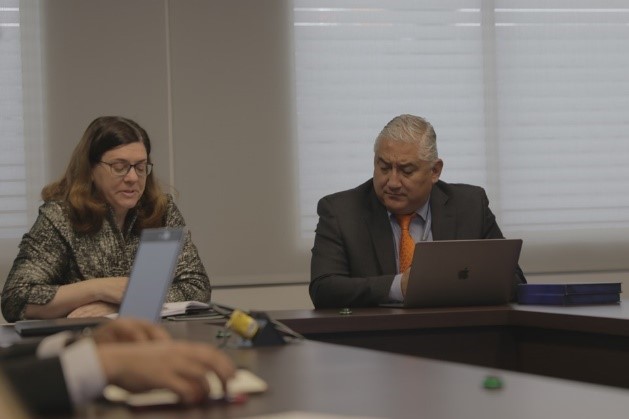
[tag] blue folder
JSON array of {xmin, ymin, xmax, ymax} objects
[{"xmin": 517, "ymin": 282, "xmax": 622, "ymax": 306}]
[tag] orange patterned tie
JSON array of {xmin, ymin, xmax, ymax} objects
[{"xmin": 396, "ymin": 214, "xmax": 415, "ymax": 273}]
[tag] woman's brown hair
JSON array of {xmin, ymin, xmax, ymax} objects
[{"xmin": 42, "ymin": 116, "xmax": 167, "ymax": 234}]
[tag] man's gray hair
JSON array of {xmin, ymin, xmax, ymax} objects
[{"xmin": 374, "ymin": 114, "xmax": 438, "ymax": 162}]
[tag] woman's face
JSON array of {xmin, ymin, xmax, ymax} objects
[{"xmin": 92, "ymin": 142, "xmax": 148, "ymax": 221}]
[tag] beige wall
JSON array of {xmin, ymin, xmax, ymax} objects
[{"xmin": 40, "ymin": 0, "xmax": 309, "ymax": 292}]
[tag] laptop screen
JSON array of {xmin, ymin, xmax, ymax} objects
[{"xmin": 118, "ymin": 228, "xmax": 185, "ymax": 322}]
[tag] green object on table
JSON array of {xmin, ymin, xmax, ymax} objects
[{"xmin": 483, "ymin": 375, "xmax": 503, "ymax": 390}]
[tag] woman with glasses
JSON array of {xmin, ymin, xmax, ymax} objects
[{"xmin": 1, "ymin": 116, "xmax": 211, "ymax": 322}]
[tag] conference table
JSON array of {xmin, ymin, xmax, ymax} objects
[
  {"xmin": 7, "ymin": 302, "xmax": 629, "ymax": 418},
  {"xmin": 269, "ymin": 302, "xmax": 629, "ymax": 390}
]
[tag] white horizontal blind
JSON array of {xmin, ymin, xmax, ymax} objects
[
  {"xmin": 495, "ymin": 2, "xmax": 629, "ymax": 232},
  {"xmin": 0, "ymin": 0, "xmax": 28, "ymax": 239},
  {"xmin": 294, "ymin": 0, "xmax": 488, "ymax": 239},
  {"xmin": 293, "ymin": 0, "xmax": 629, "ymax": 272}
]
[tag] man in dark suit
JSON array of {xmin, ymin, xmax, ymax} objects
[
  {"xmin": 0, "ymin": 318, "xmax": 235, "ymax": 415},
  {"xmin": 310, "ymin": 114, "xmax": 526, "ymax": 308}
]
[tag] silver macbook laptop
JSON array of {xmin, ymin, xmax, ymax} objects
[
  {"xmin": 14, "ymin": 227, "xmax": 186, "ymax": 336},
  {"xmin": 382, "ymin": 239, "xmax": 523, "ymax": 308}
]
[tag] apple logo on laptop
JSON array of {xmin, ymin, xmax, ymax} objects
[{"xmin": 458, "ymin": 267, "xmax": 470, "ymax": 280}]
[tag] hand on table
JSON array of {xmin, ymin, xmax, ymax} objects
[
  {"xmin": 67, "ymin": 301, "xmax": 118, "ymax": 318},
  {"xmin": 98, "ymin": 341, "xmax": 236, "ymax": 404},
  {"xmin": 91, "ymin": 318, "xmax": 171, "ymax": 344}
]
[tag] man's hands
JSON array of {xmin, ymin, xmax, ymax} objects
[
  {"xmin": 401, "ymin": 268, "xmax": 411, "ymax": 299},
  {"xmin": 97, "ymin": 341, "xmax": 236, "ymax": 404},
  {"xmin": 91, "ymin": 319, "xmax": 236, "ymax": 405}
]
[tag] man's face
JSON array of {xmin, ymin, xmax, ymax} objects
[{"xmin": 373, "ymin": 138, "xmax": 442, "ymax": 215}]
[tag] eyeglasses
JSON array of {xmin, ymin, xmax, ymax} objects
[{"xmin": 99, "ymin": 161, "xmax": 153, "ymax": 177}]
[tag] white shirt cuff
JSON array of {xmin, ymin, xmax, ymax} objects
[
  {"xmin": 389, "ymin": 274, "xmax": 404, "ymax": 302},
  {"xmin": 36, "ymin": 331, "xmax": 75, "ymax": 358},
  {"xmin": 59, "ymin": 338, "xmax": 107, "ymax": 408}
]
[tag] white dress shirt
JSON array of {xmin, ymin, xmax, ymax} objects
[{"xmin": 37, "ymin": 331, "xmax": 107, "ymax": 407}]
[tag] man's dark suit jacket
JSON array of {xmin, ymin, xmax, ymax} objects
[
  {"xmin": 310, "ymin": 179, "xmax": 526, "ymax": 308},
  {"xmin": 0, "ymin": 340, "xmax": 72, "ymax": 415}
]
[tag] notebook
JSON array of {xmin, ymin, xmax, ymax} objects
[
  {"xmin": 382, "ymin": 238, "xmax": 523, "ymax": 308},
  {"xmin": 103, "ymin": 368, "xmax": 268, "ymax": 407},
  {"xmin": 14, "ymin": 227, "xmax": 186, "ymax": 336}
]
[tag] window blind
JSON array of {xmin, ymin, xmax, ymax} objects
[
  {"xmin": 0, "ymin": 0, "xmax": 28, "ymax": 239},
  {"xmin": 293, "ymin": 0, "xmax": 629, "ymax": 272}
]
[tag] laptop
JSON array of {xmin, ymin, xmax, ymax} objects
[
  {"xmin": 14, "ymin": 227, "xmax": 186, "ymax": 336},
  {"xmin": 382, "ymin": 238, "xmax": 523, "ymax": 308}
]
